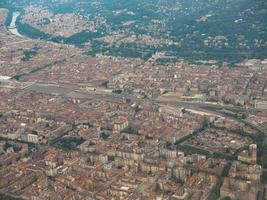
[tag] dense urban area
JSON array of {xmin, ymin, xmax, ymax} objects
[{"xmin": 0, "ymin": 0, "xmax": 267, "ymax": 200}]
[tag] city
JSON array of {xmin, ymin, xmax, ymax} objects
[{"xmin": 0, "ymin": 0, "xmax": 267, "ymax": 200}]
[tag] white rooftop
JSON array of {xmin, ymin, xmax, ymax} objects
[{"xmin": 0, "ymin": 76, "xmax": 11, "ymax": 80}]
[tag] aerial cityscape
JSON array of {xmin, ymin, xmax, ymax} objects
[{"xmin": 0, "ymin": 0, "xmax": 266, "ymax": 199}]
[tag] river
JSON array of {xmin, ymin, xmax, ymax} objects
[{"xmin": 7, "ymin": 11, "xmax": 24, "ymax": 38}]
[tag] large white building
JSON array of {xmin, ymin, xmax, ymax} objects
[{"xmin": 255, "ymin": 100, "xmax": 267, "ymax": 110}]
